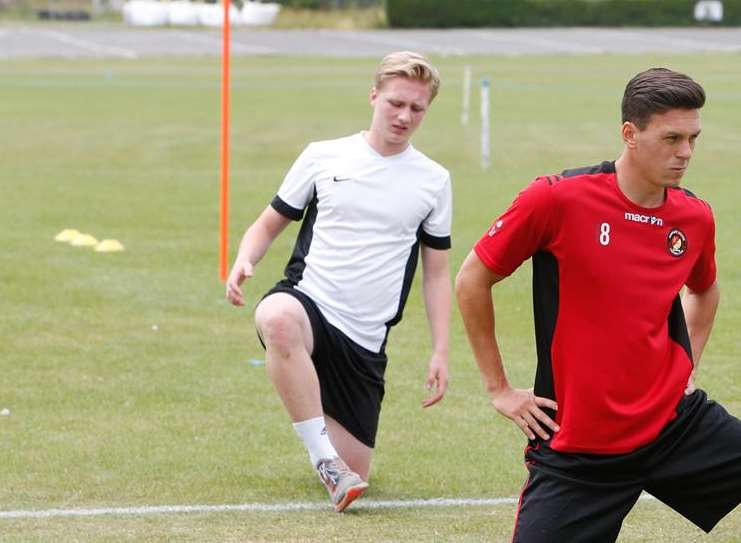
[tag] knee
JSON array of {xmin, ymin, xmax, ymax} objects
[{"xmin": 255, "ymin": 306, "xmax": 302, "ymax": 354}]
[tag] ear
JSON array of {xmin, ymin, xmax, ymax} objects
[
  {"xmin": 370, "ymin": 86, "xmax": 378, "ymax": 106},
  {"xmin": 622, "ymin": 121, "xmax": 639, "ymax": 149}
]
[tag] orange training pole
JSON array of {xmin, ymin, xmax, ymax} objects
[{"xmin": 219, "ymin": 0, "xmax": 231, "ymax": 281}]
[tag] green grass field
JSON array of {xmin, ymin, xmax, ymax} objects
[{"xmin": 1, "ymin": 53, "xmax": 740, "ymax": 542}]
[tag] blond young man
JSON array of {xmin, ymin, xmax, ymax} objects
[{"xmin": 226, "ymin": 52, "xmax": 452, "ymax": 512}]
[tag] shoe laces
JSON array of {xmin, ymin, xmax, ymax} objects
[{"xmin": 317, "ymin": 457, "xmax": 351, "ymax": 487}]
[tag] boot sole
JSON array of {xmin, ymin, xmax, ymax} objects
[{"xmin": 334, "ymin": 482, "xmax": 369, "ymax": 513}]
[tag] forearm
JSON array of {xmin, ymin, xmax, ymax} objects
[
  {"xmin": 236, "ymin": 223, "xmax": 275, "ymax": 268},
  {"xmin": 422, "ymin": 266, "xmax": 451, "ymax": 356},
  {"xmin": 455, "ymin": 256, "xmax": 509, "ymax": 397},
  {"xmin": 234, "ymin": 206, "xmax": 291, "ymax": 268},
  {"xmin": 682, "ymin": 282, "xmax": 720, "ymax": 368},
  {"xmin": 456, "ymin": 252, "xmax": 559, "ymax": 438},
  {"xmin": 458, "ymin": 285, "xmax": 508, "ymax": 395}
]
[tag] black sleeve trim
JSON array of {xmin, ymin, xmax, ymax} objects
[
  {"xmin": 680, "ymin": 187, "xmax": 697, "ymax": 199},
  {"xmin": 270, "ymin": 195, "xmax": 304, "ymax": 221},
  {"xmin": 561, "ymin": 161, "xmax": 615, "ymax": 178},
  {"xmin": 420, "ymin": 231, "xmax": 451, "ymax": 250}
]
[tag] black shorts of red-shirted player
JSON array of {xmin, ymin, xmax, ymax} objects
[{"xmin": 511, "ymin": 390, "xmax": 741, "ymax": 543}]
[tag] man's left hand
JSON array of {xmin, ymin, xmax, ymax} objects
[{"xmin": 422, "ymin": 353, "xmax": 448, "ymax": 408}]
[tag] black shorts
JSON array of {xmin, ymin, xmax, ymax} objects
[
  {"xmin": 512, "ymin": 389, "xmax": 741, "ymax": 543},
  {"xmin": 260, "ymin": 282, "xmax": 388, "ymax": 448}
]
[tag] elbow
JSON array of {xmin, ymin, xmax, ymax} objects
[
  {"xmin": 688, "ymin": 280, "xmax": 719, "ymax": 296},
  {"xmin": 686, "ymin": 281, "xmax": 720, "ymax": 305},
  {"xmin": 455, "ymin": 250, "xmax": 501, "ymax": 304},
  {"xmin": 456, "ymin": 259, "xmax": 501, "ymax": 308},
  {"xmin": 454, "ymin": 266, "xmax": 471, "ymax": 305}
]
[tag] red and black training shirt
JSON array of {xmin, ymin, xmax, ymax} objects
[{"xmin": 474, "ymin": 161, "xmax": 717, "ymax": 454}]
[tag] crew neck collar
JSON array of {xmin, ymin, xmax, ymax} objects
[
  {"xmin": 358, "ymin": 131, "xmax": 414, "ymax": 160},
  {"xmin": 610, "ymin": 162, "xmax": 669, "ymax": 213}
]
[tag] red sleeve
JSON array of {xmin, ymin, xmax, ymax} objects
[
  {"xmin": 473, "ymin": 177, "xmax": 556, "ymax": 277},
  {"xmin": 686, "ymin": 204, "xmax": 717, "ymax": 292}
]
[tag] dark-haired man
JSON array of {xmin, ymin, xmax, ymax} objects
[{"xmin": 456, "ymin": 68, "xmax": 741, "ymax": 541}]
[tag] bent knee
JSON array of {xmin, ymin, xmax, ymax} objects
[
  {"xmin": 256, "ymin": 312, "xmax": 299, "ymax": 348},
  {"xmin": 255, "ymin": 295, "xmax": 312, "ymax": 353}
]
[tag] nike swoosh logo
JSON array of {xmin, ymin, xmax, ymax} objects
[{"xmin": 333, "ymin": 176, "xmax": 352, "ymax": 182}]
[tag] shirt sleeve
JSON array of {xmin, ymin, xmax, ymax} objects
[
  {"xmin": 473, "ymin": 176, "xmax": 556, "ymax": 277},
  {"xmin": 271, "ymin": 144, "xmax": 318, "ymax": 221},
  {"xmin": 420, "ymin": 173, "xmax": 452, "ymax": 250},
  {"xmin": 686, "ymin": 204, "xmax": 717, "ymax": 292}
]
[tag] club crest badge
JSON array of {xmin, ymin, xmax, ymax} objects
[
  {"xmin": 488, "ymin": 219, "xmax": 504, "ymax": 236},
  {"xmin": 667, "ymin": 228, "xmax": 687, "ymax": 257}
]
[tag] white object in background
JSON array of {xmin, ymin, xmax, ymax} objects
[
  {"xmin": 480, "ymin": 78, "xmax": 491, "ymax": 170},
  {"xmin": 694, "ymin": 1, "xmax": 723, "ymax": 22},
  {"xmin": 123, "ymin": 0, "xmax": 169, "ymax": 26},
  {"xmin": 167, "ymin": 1, "xmax": 199, "ymax": 25},
  {"xmin": 198, "ymin": 2, "xmax": 239, "ymax": 27},
  {"xmin": 461, "ymin": 64, "xmax": 471, "ymax": 126},
  {"xmin": 240, "ymin": 1, "xmax": 281, "ymax": 26},
  {"xmin": 109, "ymin": 0, "xmax": 126, "ymax": 13},
  {"xmin": 123, "ymin": 0, "xmax": 280, "ymax": 27},
  {"xmin": 0, "ymin": 408, "xmax": 10, "ymax": 416}
]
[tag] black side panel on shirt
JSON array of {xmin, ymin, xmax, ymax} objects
[
  {"xmin": 531, "ymin": 250, "xmax": 559, "ymax": 416},
  {"xmin": 668, "ymin": 294, "xmax": 694, "ymax": 364},
  {"xmin": 283, "ymin": 189, "xmax": 318, "ymax": 286},
  {"xmin": 531, "ymin": 162, "xmax": 613, "ymax": 411},
  {"xmin": 381, "ymin": 227, "xmax": 422, "ymax": 351}
]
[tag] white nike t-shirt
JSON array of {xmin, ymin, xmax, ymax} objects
[{"xmin": 270, "ymin": 132, "xmax": 452, "ymax": 353}]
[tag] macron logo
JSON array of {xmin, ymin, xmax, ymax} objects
[{"xmin": 624, "ymin": 212, "xmax": 663, "ymax": 227}]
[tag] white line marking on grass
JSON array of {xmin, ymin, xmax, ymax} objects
[
  {"xmin": 28, "ymin": 28, "xmax": 138, "ymax": 59},
  {"xmin": 649, "ymin": 32, "xmax": 741, "ymax": 52},
  {"xmin": 470, "ymin": 31, "xmax": 604, "ymax": 54},
  {"xmin": 0, "ymin": 498, "xmax": 514, "ymax": 519},
  {"xmin": 581, "ymin": 29, "xmax": 741, "ymax": 53},
  {"xmin": 320, "ymin": 30, "xmax": 464, "ymax": 57},
  {"xmin": 170, "ymin": 30, "xmax": 276, "ymax": 55},
  {"xmin": 0, "ymin": 495, "xmax": 656, "ymax": 519}
]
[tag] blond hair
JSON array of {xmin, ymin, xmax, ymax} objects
[{"xmin": 374, "ymin": 51, "xmax": 441, "ymax": 102}]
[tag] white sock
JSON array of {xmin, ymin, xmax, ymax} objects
[{"xmin": 292, "ymin": 416, "xmax": 338, "ymax": 467}]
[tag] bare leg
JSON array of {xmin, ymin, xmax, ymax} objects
[
  {"xmin": 325, "ymin": 415, "xmax": 373, "ymax": 482},
  {"xmin": 254, "ymin": 293, "xmax": 319, "ymax": 421},
  {"xmin": 256, "ymin": 294, "xmax": 372, "ymax": 484}
]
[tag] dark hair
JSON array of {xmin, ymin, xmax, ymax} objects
[{"xmin": 622, "ymin": 68, "xmax": 705, "ymax": 129}]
